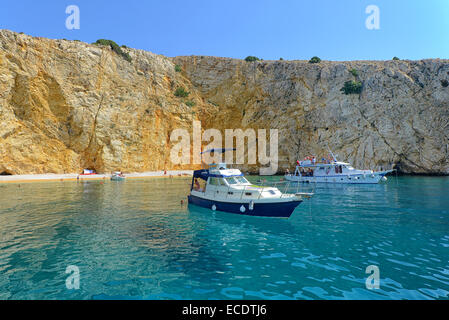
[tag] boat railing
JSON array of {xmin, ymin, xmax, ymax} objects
[
  {"xmin": 252, "ymin": 179, "xmax": 313, "ymax": 199},
  {"xmin": 220, "ymin": 178, "xmax": 314, "ymax": 201}
]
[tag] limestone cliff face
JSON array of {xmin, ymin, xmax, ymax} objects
[
  {"xmin": 0, "ymin": 30, "xmax": 448, "ymax": 175},
  {"xmin": 173, "ymin": 56, "xmax": 449, "ymax": 174},
  {"xmin": 0, "ymin": 30, "xmax": 210, "ymax": 174}
]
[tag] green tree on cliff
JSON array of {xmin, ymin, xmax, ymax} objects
[
  {"xmin": 340, "ymin": 80, "xmax": 363, "ymax": 95},
  {"xmin": 245, "ymin": 56, "xmax": 260, "ymax": 62},
  {"xmin": 94, "ymin": 39, "xmax": 131, "ymax": 62},
  {"xmin": 309, "ymin": 56, "xmax": 321, "ymax": 64}
]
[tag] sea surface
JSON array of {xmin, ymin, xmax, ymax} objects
[{"xmin": 0, "ymin": 176, "xmax": 448, "ymax": 300}]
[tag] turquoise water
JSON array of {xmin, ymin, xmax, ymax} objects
[{"xmin": 0, "ymin": 176, "xmax": 449, "ymax": 300}]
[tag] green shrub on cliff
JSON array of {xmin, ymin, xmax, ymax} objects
[
  {"xmin": 174, "ymin": 87, "xmax": 190, "ymax": 98},
  {"xmin": 309, "ymin": 56, "xmax": 321, "ymax": 64},
  {"xmin": 185, "ymin": 100, "xmax": 196, "ymax": 107},
  {"xmin": 245, "ymin": 56, "xmax": 260, "ymax": 62},
  {"xmin": 175, "ymin": 65, "xmax": 182, "ymax": 72},
  {"xmin": 392, "ymin": 57, "xmax": 400, "ymax": 61},
  {"xmin": 341, "ymin": 80, "xmax": 363, "ymax": 95},
  {"xmin": 350, "ymin": 68, "xmax": 358, "ymax": 77},
  {"xmin": 94, "ymin": 39, "xmax": 131, "ymax": 62}
]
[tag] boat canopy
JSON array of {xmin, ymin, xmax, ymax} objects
[
  {"xmin": 193, "ymin": 169, "xmax": 210, "ymax": 181},
  {"xmin": 193, "ymin": 168, "xmax": 244, "ymax": 181},
  {"xmin": 297, "ymin": 161, "xmax": 350, "ymax": 168}
]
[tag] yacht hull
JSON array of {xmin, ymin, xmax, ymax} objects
[{"xmin": 188, "ymin": 195, "xmax": 302, "ymax": 218}]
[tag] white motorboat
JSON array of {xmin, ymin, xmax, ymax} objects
[
  {"xmin": 188, "ymin": 149, "xmax": 313, "ymax": 218},
  {"xmin": 111, "ymin": 172, "xmax": 125, "ymax": 181},
  {"xmin": 285, "ymin": 152, "xmax": 393, "ymax": 184}
]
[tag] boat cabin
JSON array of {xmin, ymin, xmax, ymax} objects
[
  {"xmin": 294, "ymin": 161, "xmax": 363, "ymax": 177},
  {"xmin": 191, "ymin": 163, "xmax": 282, "ymax": 200}
]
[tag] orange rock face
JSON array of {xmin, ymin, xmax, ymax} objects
[{"xmin": 0, "ymin": 30, "xmax": 448, "ymax": 175}]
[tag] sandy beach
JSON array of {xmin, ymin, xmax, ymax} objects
[{"xmin": 0, "ymin": 171, "xmax": 194, "ymax": 184}]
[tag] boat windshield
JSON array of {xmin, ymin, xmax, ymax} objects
[{"xmin": 225, "ymin": 176, "xmax": 249, "ymax": 185}]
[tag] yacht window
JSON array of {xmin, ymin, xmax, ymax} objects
[
  {"xmin": 209, "ymin": 177, "xmax": 220, "ymax": 186},
  {"xmin": 234, "ymin": 176, "xmax": 249, "ymax": 184},
  {"xmin": 225, "ymin": 177, "xmax": 238, "ymax": 185}
]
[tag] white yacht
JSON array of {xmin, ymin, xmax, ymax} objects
[
  {"xmin": 285, "ymin": 152, "xmax": 393, "ymax": 184},
  {"xmin": 188, "ymin": 149, "xmax": 313, "ymax": 218}
]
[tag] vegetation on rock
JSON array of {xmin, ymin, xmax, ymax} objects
[
  {"xmin": 174, "ymin": 87, "xmax": 190, "ymax": 98},
  {"xmin": 245, "ymin": 56, "xmax": 260, "ymax": 62},
  {"xmin": 341, "ymin": 80, "xmax": 363, "ymax": 94},
  {"xmin": 94, "ymin": 39, "xmax": 131, "ymax": 62},
  {"xmin": 309, "ymin": 56, "xmax": 321, "ymax": 64},
  {"xmin": 350, "ymin": 68, "xmax": 358, "ymax": 77}
]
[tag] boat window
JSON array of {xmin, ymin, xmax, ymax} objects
[
  {"xmin": 209, "ymin": 177, "xmax": 220, "ymax": 186},
  {"xmin": 234, "ymin": 176, "xmax": 249, "ymax": 184},
  {"xmin": 225, "ymin": 177, "xmax": 238, "ymax": 185}
]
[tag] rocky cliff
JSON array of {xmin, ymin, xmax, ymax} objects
[{"xmin": 1, "ymin": 30, "xmax": 448, "ymax": 175}]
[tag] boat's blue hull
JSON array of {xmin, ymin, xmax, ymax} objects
[{"xmin": 188, "ymin": 195, "xmax": 302, "ymax": 218}]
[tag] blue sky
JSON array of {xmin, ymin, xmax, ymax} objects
[{"xmin": 1, "ymin": 0, "xmax": 448, "ymax": 60}]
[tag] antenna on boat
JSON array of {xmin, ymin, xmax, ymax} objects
[{"xmin": 326, "ymin": 144, "xmax": 338, "ymax": 162}]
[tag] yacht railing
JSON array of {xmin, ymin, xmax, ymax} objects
[
  {"xmin": 229, "ymin": 179, "xmax": 314, "ymax": 200},
  {"xmin": 211, "ymin": 177, "xmax": 314, "ymax": 201}
]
